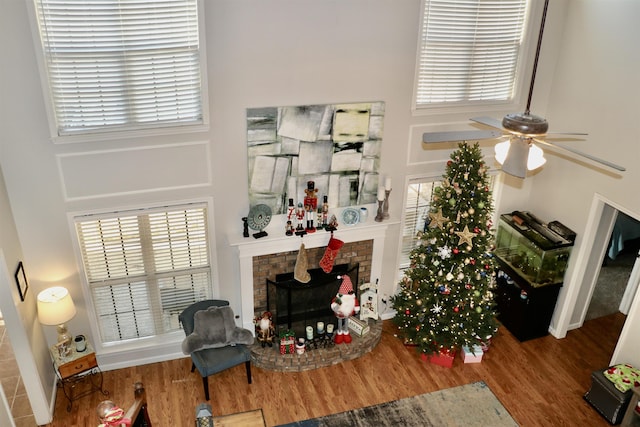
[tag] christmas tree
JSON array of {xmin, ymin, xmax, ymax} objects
[{"xmin": 392, "ymin": 142, "xmax": 498, "ymax": 357}]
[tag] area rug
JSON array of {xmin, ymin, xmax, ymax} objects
[{"xmin": 276, "ymin": 381, "xmax": 517, "ymax": 427}]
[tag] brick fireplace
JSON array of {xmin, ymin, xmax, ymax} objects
[
  {"xmin": 252, "ymin": 240, "xmax": 373, "ymax": 322},
  {"xmin": 229, "ymin": 215, "xmax": 392, "ymax": 334}
]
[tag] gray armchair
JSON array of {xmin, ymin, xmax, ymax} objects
[{"xmin": 179, "ymin": 300, "xmax": 253, "ymax": 401}]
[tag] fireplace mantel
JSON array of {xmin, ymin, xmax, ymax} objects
[{"xmin": 229, "ymin": 211, "xmax": 396, "ymax": 333}]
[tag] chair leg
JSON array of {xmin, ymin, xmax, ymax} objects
[
  {"xmin": 202, "ymin": 376, "xmax": 210, "ymax": 401},
  {"xmin": 245, "ymin": 361, "xmax": 252, "ymax": 384}
]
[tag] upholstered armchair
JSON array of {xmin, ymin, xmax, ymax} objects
[{"xmin": 179, "ymin": 300, "xmax": 253, "ymax": 401}]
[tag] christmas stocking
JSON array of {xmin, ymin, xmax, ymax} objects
[
  {"xmin": 294, "ymin": 243, "xmax": 311, "ymax": 283},
  {"xmin": 320, "ymin": 236, "xmax": 344, "ymax": 273}
]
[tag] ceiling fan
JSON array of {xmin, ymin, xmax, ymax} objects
[{"xmin": 422, "ymin": 0, "xmax": 626, "ymax": 178}]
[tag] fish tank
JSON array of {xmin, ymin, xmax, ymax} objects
[{"xmin": 494, "ymin": 211, "xmax": 576, "ymax": 287}]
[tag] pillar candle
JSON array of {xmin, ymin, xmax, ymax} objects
[
  {"xmin": 385, "ymin": 177, "xmax": 392, "ymax": 191},
  {"xmin": 377, "ymin": 186, "xmax": 385, "ymax": 201},
  {"xmin": 316, "ymin": 321, "xmax": 325, "ymax": 334},
  {"xmin": 306, "ymin": 326, "xmax": 314, "ymax": 340},
  {"xmin": 326, "ymin": 323, "xmax": 334, "ymax": 334}
]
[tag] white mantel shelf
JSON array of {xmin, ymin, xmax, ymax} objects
[{"xmin": 228, "ymin": 210, "xmax": 399, "ymax": 332}]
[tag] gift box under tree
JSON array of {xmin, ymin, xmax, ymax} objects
[
  {"xmin": 279, "ymin": 330, "xmax": 295, "ymax": 355},
  {"xmin": 460, "ymin": 345, "xmax": 484, "ymax": 363}
]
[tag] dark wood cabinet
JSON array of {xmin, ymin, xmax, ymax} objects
[{"xmin": 495, "ymin": 257, "xmax": 562, "ymax": 342}]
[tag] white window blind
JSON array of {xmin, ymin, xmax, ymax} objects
[
  {"xmin": 34, "ymin": 0, "xmax": 203, "ymax": 136},
  {"xmin": 414, "ymin": 0, "xmax": 529, "ymax": 108},
  {"xmin": 399, "ymin": 180, "xmax": 440, "ymax": 271},
  {"xmin": 75, "ymin": 204, "xmax": 212, "ymax": 344}
]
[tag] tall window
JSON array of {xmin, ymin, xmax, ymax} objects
[
  {"xmin": 33, "ymin": 0, "xmax": 204, "ymax": 137},
  {"xmin": 75, "ymin": 204, "xmax": 212, "ymax": 344},
  {"xmin": 414, "ymin": 0, "xmax": 530, "ymax": 109}
]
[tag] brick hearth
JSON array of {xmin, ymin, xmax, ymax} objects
[{"xmin": 250, "ymin": 319, "xmax": 382, "ymax": 372}]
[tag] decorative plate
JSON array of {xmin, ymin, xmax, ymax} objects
[
  {"xmin": 341, "ymin": 208, "xmax": 360, "ymax": 226},
  {"xmin": 247, "ymin": 204, "xmax": 272, "ymax": 231}
]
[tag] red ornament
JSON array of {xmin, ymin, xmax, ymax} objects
[
  {"xmin": 454, "ymin": 306, "xmax": 459, "ymax": 312},
  {"xmin": 447, "ymin": 160, "xmax": 453, "ymax": 166},
  {"xmin": 465, "ymin": 283, "xmax": 472, "ymax": 289},
  {"xmin": 484, "ymin": 264, "xmax": 490, "ymax": 270},
  {"xmin": 474, "ymin": 227, "xmax": 480, "ymax": 233},
  {"xmin": 405, "ymin": 309, "xmax": 411, "ymax": 315},
  {"xmin": 453, "ymin": 248, "xmax": 459, "ymax": 254},
  {"xmin": 470, "ymin": 259, "xmax": 476, "ymax": 265}
]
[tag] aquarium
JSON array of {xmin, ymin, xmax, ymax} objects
[{"xmin": 494, "ymin": 212, "xmax": 575, "ymax": 287}]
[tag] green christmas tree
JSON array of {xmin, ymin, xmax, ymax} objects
[{"xmin": 392, "ymin": 142, "xmax": 498, "ymax": 357}]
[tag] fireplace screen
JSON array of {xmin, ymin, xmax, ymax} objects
[{"xmin": 266, "ymin": 263, "xmax": 359, "ymax": 336}]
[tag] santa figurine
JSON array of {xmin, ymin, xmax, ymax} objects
[{"xmin": 330, "ymin": 275, "xmax": 360, "ymax": 344}]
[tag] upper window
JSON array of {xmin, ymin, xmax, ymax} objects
[
  {"xmin": 75, "ymin": 203, "xmax": 213, "ymax": 345},
  {"xmin": 33, "ymin": 0, "xmax": 205, "ymax": 137},
  {"xmin": 414, "ymin": 0, "xmax": 530, "ymax": 110}
]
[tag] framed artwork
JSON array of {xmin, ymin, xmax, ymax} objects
[
  {"xmin": 15, "ymin": 261, "xmax": 28, "ymax": 302},
  {"xmin": 247, "ymin": 101, "xmax": 385, "ymax": 215}
]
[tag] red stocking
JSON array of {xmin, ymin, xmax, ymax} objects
[{"xmin": 320, "ymin": 236, "xmax": 344, "ymax": 273}]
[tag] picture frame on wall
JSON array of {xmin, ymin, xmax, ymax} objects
[{"xmin": 15, "ymin": 261, "xmax": 28, "ymax": 302}]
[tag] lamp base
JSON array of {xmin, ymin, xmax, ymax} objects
[{"xmin": 57, "ymin": 324, "xmax": 72, "ymax": 347}]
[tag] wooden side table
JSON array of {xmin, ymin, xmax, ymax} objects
[
  {"xmin": 50, "ymin": 341, "xmax": 109, "ymax": 411},
  {"xmin": 622, "ymin": 386, "xmax": 640, "ymax": 427}
]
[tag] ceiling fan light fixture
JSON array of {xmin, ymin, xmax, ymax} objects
[
  {"xmin": 527, "ymin": 144, "xmax": 546, "ymax": 170},
  {"xmin": 494, "ymin": 140, "xmax": 510, "ymax": 164}
]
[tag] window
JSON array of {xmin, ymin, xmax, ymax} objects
[
  {"xmin": 33, "ymin": 0, "xmax": 204, "ymax": 137},
  {"xmin": 399, "ymin": 179, "xmax": 441, "ymax": 272},
  {"xmin": 75, "ymin": 203, "xmax": 212, "ymax": 344},
  {"xmin": 414, "ymin": 0, "xmax": 530, "ymax": 110}
]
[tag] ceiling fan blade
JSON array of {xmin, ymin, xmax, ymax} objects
[
  {"xmin": 533, "ymin": 138, "xmax": 626, "ymax": 172},
  {"xmin": 422, "ymin": 130, "xmax": 502, "ymax": 143},
  {"xmin": 546, "ymin": 132, "xmax": 588, "ymax": 136},
  {"xmin": 470, "ymin": 116, "xmax": 505, "ymax": 130}
]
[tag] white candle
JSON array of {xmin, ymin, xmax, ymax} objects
[
  {"xmin": 306, "ymin": 326, "xmax": 314, "ymax": 340},
  {"xmin": 316, "ymin": 321, "xmax": 325, "ymax": 334},
  {"xmin": 377, "ymin": 186, "xmax": 385, "ymax": 201},
  {"xmin": 385, "ymin": 177, "xmax": 391, "ymax": 191},
  {"xmin": 326, "ymin": 323, "xmax": 334, "ymax": 334}
]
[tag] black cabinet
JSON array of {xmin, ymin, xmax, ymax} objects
[{"xmin": 495, "ymin": 258, "xmax": 562, "ymax": 342}]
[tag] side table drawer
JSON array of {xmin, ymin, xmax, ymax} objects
[{"xmin": 58, "ymin": 352, "xmax": 97, "ymax": 379}]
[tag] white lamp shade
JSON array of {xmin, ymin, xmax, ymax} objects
[
  {"xmin": 526, "ymin": 144, "xmax": 546, "ymax": 170},
  {"xmin": 37, "ymin": 286, "xmax": 77, "ymax": 325}
]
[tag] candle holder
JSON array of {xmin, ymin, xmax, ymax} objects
[
  {"xmin": 383, "ymin": 189, "xmax": 391, "ymax": 219},
  {"xmin": 375, "ymin": 199, "xmax": 384, "ymax": 222}
]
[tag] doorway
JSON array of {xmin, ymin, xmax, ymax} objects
[{"xmin": 586, "ymin": 212, "xmax": 640, "ymax": 321}]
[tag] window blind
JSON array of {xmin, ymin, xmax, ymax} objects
[
  {"xmin": 414, "ymin": 0, "xmax": 529, "ymax": 108},
  {"xmin": 76, "ymin": 204, "xmax": 212, "ymax": 344},
  {"xmin": 34, "ymin": 0, "xmax": 203, "ymax": 136}
]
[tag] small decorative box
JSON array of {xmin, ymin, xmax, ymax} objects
[
  {"xmin": 279, "ymin": 330, "xmax": 295, "ymax": 355},
  {"xmin": 348, "ymin": 317, "xmax": 370, "ymax": 336},
  {"xmin": 461, "ymin": 345, "xmax": 484, "ymax": 363}
]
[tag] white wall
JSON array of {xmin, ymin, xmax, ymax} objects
[
  {"xmin": 0, "ymin": 0, "xmax": 639, "ymax": 395},
  {"xmin": 526, "ymin": 0, "xmax": 640, "ymax": 366}
]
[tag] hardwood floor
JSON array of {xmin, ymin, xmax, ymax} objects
[{"xmin": 45, "ymin": 313, "xmax": 626, "ymax": 427}]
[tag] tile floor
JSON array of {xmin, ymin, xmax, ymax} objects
[{"xmin": 0, "ymin": 321, "xmax": 37, "ymax": 426}]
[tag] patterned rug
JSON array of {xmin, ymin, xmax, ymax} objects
[{"xmin": 276, "ymin": 381, "xmax": 517, "ymax": 427}]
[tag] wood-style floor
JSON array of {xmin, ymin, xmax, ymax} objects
[{"xmin": 45, "ymin": 313, "xmax": 626, "ymax": 427}]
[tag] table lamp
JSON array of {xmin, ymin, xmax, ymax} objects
[{"xmin": 37, "ymin": 286, "xmax": 77, "ymax": 347}]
